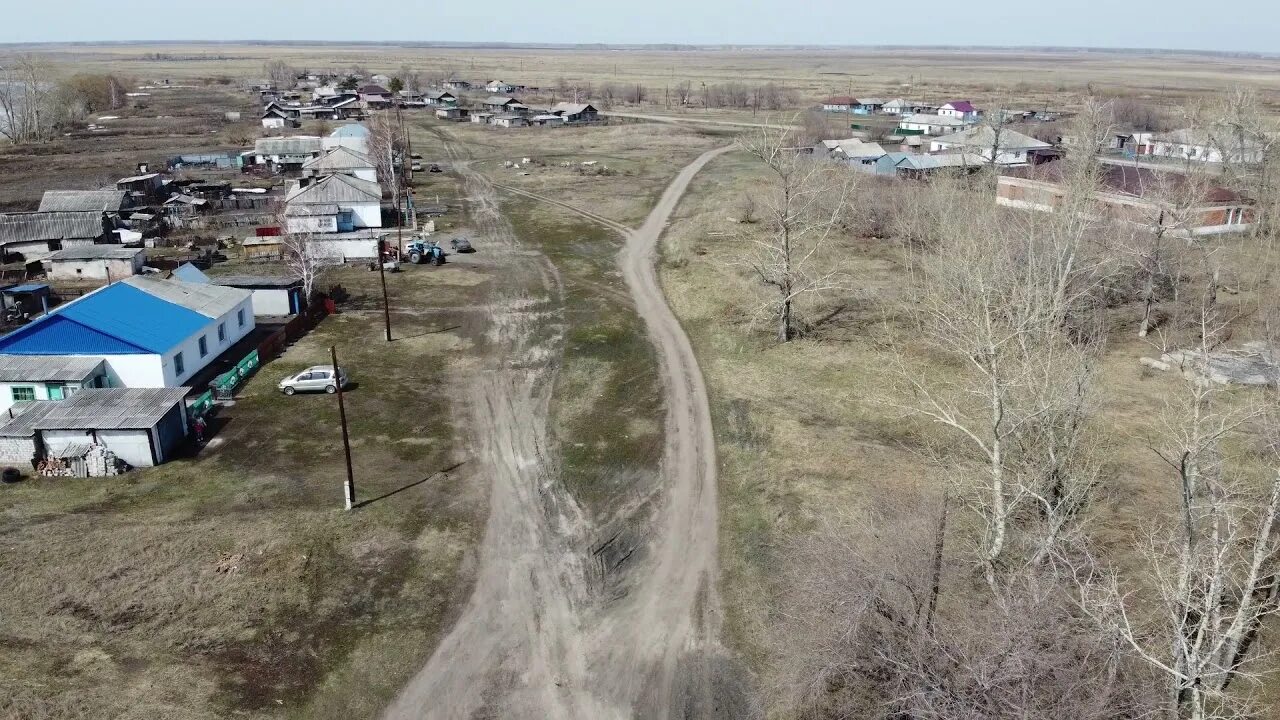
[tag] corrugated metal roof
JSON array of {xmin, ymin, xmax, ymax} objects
[
  {"xmin": 46, "ymin": 246, "xmax": 144, "ymax": 261},
  {"xmin": 255, "ymin": 136, "xmax": 323, "ymax": 156},
  {"xmin": 0, "ymin": 355, "xmax": 104, "ymax": 382},
  {"xmin": 931, "ymin": 126, "xmax": 1051, "ymax": 151},
  {"xmin": 210, "ymin": 275, "xmax": 299, "ymax": 289},
  {"xmin": 0, "ymin": 283, "xmax": 208, "ymax": 355},
  {"xmin": 286, "ymin": 204, "xmax": 339, "ymax": 216},
  {"xmin": 303, "ymin": 146, "xmax": 375, "ymax": 172},
  {"xmin": 122, "ymin": 276, "xmax": 249, "ymax": 319},
  {"xmin": 0, "ymin": 387, "xmax": 190, "ymax": 436},
  {"xmin": 330, "ymin": 124, "xmax": 371, "ymax": 138},
  {"xmin": 0, "ymin": 212, "xmax": 105, "ymax": 246},
  {"xmin": 286, "ymin": 174, "xmax": 382, "ymax": 205},
  {"xmin": 38, "ymin": 191, "xmax": 128, "ymax": 213}
]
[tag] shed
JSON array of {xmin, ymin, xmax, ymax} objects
[
  {"xmin": 116, "ymin": 173, "xmax": 165, "ymax": 199},
  {"xmin": 0, "ymin": 387, "xmax": 190, "ymax": 467},
  {"xmin": 210, "ymin": 275, "xmax": 305, "ymax": 316},
  {"xmin": 44, "ymin": 246, "xmax": 146, "ymax": 281},
  {"xmin": 492, "ymin": 114, "xmax": 528, "ymax": 128},
  {"xmin": 242, "ymin": 235, "xmax": 282, "ymax": 259}
]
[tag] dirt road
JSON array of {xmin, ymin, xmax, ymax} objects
[{"xmin": 384, "ymin": 136, "xmax": 740, "ymax": 719}]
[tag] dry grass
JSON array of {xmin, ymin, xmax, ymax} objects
[
  {"xmin": 0, "ymin": 248, "xmax": 490, "ymax": 718},
  {"xmin": 659, "ymin": 152, "xmax": 1280, "ymax": 711}
]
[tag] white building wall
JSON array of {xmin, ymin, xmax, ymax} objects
[
  {"xmin": 349, "ymin": 202, "xmax": 382, "ymax": 229},
  {"xmin": 250, "ymin": 288, "xmax": 293, "ymax": 316},
  {"xmin": 307, "ymin": 238, "xmax": 379, "ymax": 260},
  {"xmin": 0, "ymin": 377, "xmax": 99, "ymax": 415},
  {"xmin": 350, "ymin": 167, "xmax": 379, "ymax": 183},
  {"xmin": 42, "ymin": 428, "xmax": 156, "ymax": 467},
  {"xmin": 103, "ymin": 354, "xmax": 167, "ymax": 388},
  {"xmin": 286, "ymin": 215, "xmax": 339, "ymax": 234},
  {"xmin": 47, "ymin": 257, "xmax": 142, "ymax": 281},
  {"xmin": 0, "ymin": 435, "xmax": 37, "ymax": 464},
  {"xmin": 159, "ymin": 296, "xmax": 256, "ymax": 387},
  {"xmin": 323, "ymin": 136, "xmax": 371, "ymax": 156}
]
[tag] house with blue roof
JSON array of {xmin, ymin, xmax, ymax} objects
[{"xmin": 0, "ymin": 275, "xmax": 254, "ymax": 392}]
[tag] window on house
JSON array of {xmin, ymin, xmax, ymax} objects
[
  {"xmin": 238, "ymin": 308, "xmax": 246, "ymax": 327},
  {"xmin": 198, "ymin": 336, "xmax": 208, "ymax": 357},
  {"xmin": 218, "ymin": 322, "xmax": 226, "ymax": 343},
  {"xmin": 10, "ymin": 386, "xmax": 35, "ymax": 402},
  {"xmin": 174, "ymin": 352, "xmax": 185, "ymax": 376}
]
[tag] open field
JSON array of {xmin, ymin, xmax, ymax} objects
[
  {"xmin": 6, "ymin": 44, "xmax": 1280, "ymax": 117},
  {"xmin": 4, "ymin": 41, "xmax": 1280, "ymax": 718}
]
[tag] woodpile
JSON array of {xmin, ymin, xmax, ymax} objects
[{"xmin": 36, "ymin": 444, "xmax": 128, "ymax": 478}]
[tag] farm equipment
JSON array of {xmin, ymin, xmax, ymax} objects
[{"xmin": 405, "ymin": 239, "xmax": 446, "ymax": 266}]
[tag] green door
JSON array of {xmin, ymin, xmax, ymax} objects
[{"xmin": 47, "ymin": 385, "xmax": 64, "ymax": 400}]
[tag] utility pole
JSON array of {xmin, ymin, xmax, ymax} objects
[
  {"xmin": 377, "ymin": 239, "xmax": 391, "ymax": 342},
  {"xmin": 331, "ymin": 345, "xmax": 356, "ymax": 511}
]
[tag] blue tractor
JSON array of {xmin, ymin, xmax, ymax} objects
[{"xmin": 405, "ymin": 238, "xmax": 446, "ymax": 266}]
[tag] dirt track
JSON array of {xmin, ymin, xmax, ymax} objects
[{"xmin": 383, "ymin": 139, "xmax": 738, "ymax": 719}]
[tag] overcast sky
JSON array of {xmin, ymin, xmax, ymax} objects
[{"xmin": 3, "ymin": 0, "xmax": 1276, "ymax": 53}]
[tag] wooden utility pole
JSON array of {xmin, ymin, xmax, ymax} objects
[
  {"xmin": 331, "ymin": 345, "xmax": 356, "ymax": 510},
  {"xmin": 377, "ymin": 240, "xmax": 391, "ymax": 342}
]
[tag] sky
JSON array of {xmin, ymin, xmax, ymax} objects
[{"xmin": 2, "ymin": 0, "xmax": 1277, "ymax": 54}]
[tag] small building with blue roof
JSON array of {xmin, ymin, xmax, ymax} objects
[{"xmin": 0, "ymin": 275, "xmax": 254, "ymax": 393}]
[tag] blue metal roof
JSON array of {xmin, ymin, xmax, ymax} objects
[
  {"xmin": 2, "ymin": 284, "xmax": 50, "ymax": 294},
  {"xmin": 0, "ymin": 283, "xmax": 211, "ymax": 355}
]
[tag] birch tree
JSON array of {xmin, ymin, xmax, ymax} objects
[
  {"xmin": 280, "ymin": 231, "xmax": 336, "ymax": 302},
  {"xmin": 737, "ymin": 124, "xmax": 857, "ymax": 342},
  {"xmin": 0, "ymin": 55, "xmax": 66, "ymax": 144}
]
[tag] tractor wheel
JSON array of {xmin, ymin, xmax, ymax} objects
[
  {"xmin": 409, "ymin": 252, "xmax": 423, "ymax": 264},
  {"xmin": 431, "ymin": 254, "xmax": 444, "ymax": 266}
]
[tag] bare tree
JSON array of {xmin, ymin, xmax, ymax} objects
[
  {"xmin": 737, "ymin": 123, "xmax": 857, "ymax": 342},
  {"xmin": 263, "ymin": 59, "xmax": 298, "ymax": 90},
  {"xmin": 0, "ymin": 54, "xmax": 69, "ymax": 144},
  {"xmin": 1082, "ymin": 350, "xmax": 1280, "ymax": 719},
  {"xmin": 674, "ymin": 80, "xmax": 693, "ymax": 106},
  {"xmin": 398, "ymin": 64, "xmax": 422, "ymax": 92},
  {"xmin": 280, "ymin": 230, "xmax": 336, "ymax": 302}
]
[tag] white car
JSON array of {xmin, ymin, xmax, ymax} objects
[{"xmin": 279, "ymin": 366, "xmax": 350, "ymax": 395}]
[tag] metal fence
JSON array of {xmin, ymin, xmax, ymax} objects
[{"xmin": 211, "ymin": 350, "xmax": 260, "ymax": 400}]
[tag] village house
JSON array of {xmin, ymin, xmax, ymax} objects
[
  {"xmin": 302, "ymin": 96, "xmax": 363, "ymax": 120},
  {"xmin": 0, "ymin": 212, "xmax": 113, "ymax": 262},
  {"xmin": 285, "ymin": 173, "xmax": 384, "ymax": 232},
  {"xmin": 530, "ymin": 114, "xmax": 566, "ymax": 127},
  {"xmin": 486, "ymin": 80, "xmax": 516, "ymax": 94},
  {"xmin": 44, "ymin": 246, "xmax": 146, "ymax": 282},
  {"xmin": 929, "ymin": 126, "xmax": 1055, "ymax": 166},
  {"xmin": 484, "ymin": 96, "xmax": 528, "ymax": 114},
  {"xmin": 358, "ymin": 84, "xmax": 393, "ymax": 107},
  {"xmin": 897, "ymin": 113, "xmax": 973, "ymax": 136},
  {"xmin": 996, "ymin": 162, "xmax": 1255, "ymax": 236},
  {"xmin": 816, "ymin": 139, "xmax": 888, "ymax": 170},
  {"xmin": 442, "ymin": 79, "xmax": 472, "ymax": 91},
  {"xmin": 0, "ymin": 275, "xmax": 255, "ymax": 389},
  {"xmin": 0, "ymin": 356, "xmax": 109, "ymax": 415},
  {"xmin": 0, "ymin": 387, "xmax": 191, "ymax": 469},
  {"xmin": 302, "ymin": 146, "xmax": 379, "ymax": 183},
  {"xmin": 425, "ymin": 91, "xmax": 457, "ymax": 107},
  {"xmin": 262, "ymin": 105, "xmax": 300, "ymax": 130},
  {"xmin": 435, "ymin": 106, "xmax": 465, "ymax": 120},
  {"xmin": 938, "ymin": 101, "xmax": 980, "ymax": 121},
  {"xmin": 470, "ymin": 111, "xmax": 495, "ymax": 125},
  {"xmin": 548, "ymin": 102, "xmax": 599, "ymax": 123},
  {"xmin": 1145, "ymin": 128, "xmax": 1264, "ymax": 164},
  {"xmin": 253, "ymin": 136, "xmax": 325, "ymax": 173},
  {"xmin": 821, "ymin": 96, "xmax": 858, "ymax": 113}
]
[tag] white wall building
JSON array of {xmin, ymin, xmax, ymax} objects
[
  {"xmin": 44, "ymin": 246, "xmax": 146, "ymax": 281},
  {"xmin": 0, "ymin": 276, "xmax": 255, "ymax": 389}
]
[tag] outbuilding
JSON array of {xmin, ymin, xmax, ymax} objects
[
  {"xmin": 44, "ymin": 246, "xmax": 146, "ymax": 282},
  {"xmin": 210, "ymin": 275, "xmax": 305, "ymax": 316},
  {"xmin": 0, "ymin": 387, "xmax": 191, "ymax": 468},
  {"xmin": 0, "ymin": 211, "xmax": 112, "ymax": 262},
  {"xmin": 0, "ymin": 355, "xmax": 109, "ymax": 415}
]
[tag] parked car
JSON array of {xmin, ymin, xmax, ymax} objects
[
  {"xmin": 279, "ymin": 366, "xmax": 350, "ymax": 395},
  {"xmin": 411, "ymin": 161, "xmax": 423, "ymax": 171}
]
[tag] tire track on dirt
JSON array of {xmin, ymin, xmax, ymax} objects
[{"xmin": 387, "ymin": 125, "xmax": 741, "ymax": 718}]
